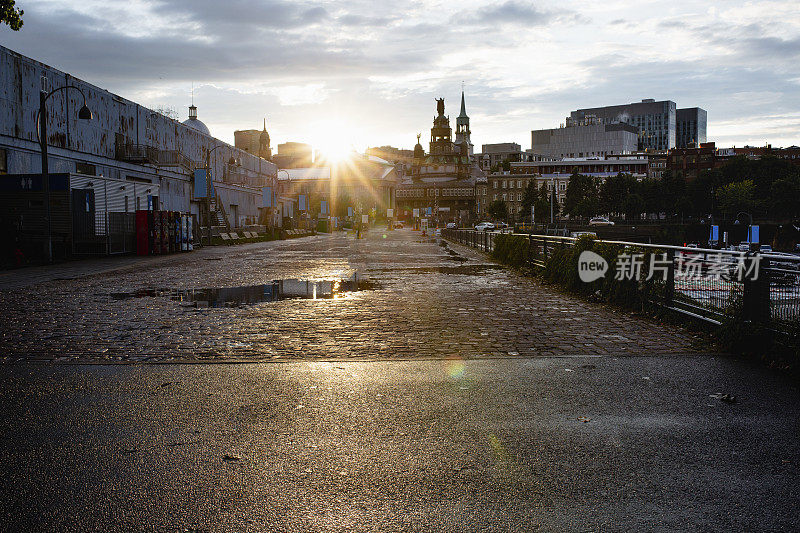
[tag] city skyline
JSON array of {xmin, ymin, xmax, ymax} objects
[{"xmin": 1, "ymin": 0, "xmax": 799, "ymax": 153}]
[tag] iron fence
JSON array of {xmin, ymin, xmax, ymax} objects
[{"xmin": 442, "ymin": 228, "xmax": 800, "ymax": 327}]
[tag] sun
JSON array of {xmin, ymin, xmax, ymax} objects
[{"xmin": 310, "ymin": 120, "xmax": 360, "ymax": 163}]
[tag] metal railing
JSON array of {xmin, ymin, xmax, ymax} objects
[
  {"xmin": 115, "ymin": 143, "xmax": 196, "ymax": 171},
  {"xmin": 442, "ymin": 228, "xmax": 800, "ymax": 327}
]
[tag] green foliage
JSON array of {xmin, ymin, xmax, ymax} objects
[
  {"xmin": 490, "ymin": 234, "xmax": 529, "ymax": 267},
  {"xmin": 1, "ymin": 0, "xmax": 23, "ymax": 30},
  {"xmin": 770, "ymin": 177, "xmax": 800, "ymax": 220},
  {"xmin": 623, "ymin": 193, "xmax": 645, "ymax": 221},
  {"xmin": 716, "ymin": 179, "xmax": 755, "ymax": 218},
  {"xmin": 563, "ymin": 171, "xmax": 598, "ymax": 219},
  {"xmin": 487, "ymin": 199, "xmax": 508, "ymax": 221},
  {"xmin": 521, "ymin": 180, "xmax": 538, "ymax": 215}
]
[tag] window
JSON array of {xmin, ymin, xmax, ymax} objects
[
  {"xmin": 76, "ymin": 162, "xmax": 96, "ymax": 175},
  {"xmin": 502, "ymin": 193, "xmax": 507, "ymax": 201},
  {"xmin": 493, "ymin": 194, "xmax": 497, "ymax": 201},
  {"xmin": 124, "ymin": 196, "xmax": 129, "ymax": 212},
  {"xmin": 502, "ymin": 180, "xmax": 507, "ymax": 188},
  {"xmin": 0, "ymin": 148, "xmax": 6, "ymax": 174},
  {"xmin": 517, "ymin": 180, "xmax": 522, "ymax": 188},
  {"xmin": 517, "ymin": 193, "xmax": 522, "ymax": 201}
]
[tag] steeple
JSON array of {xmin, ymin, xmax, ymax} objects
[
  {"xmin": 455, "ymin": 87, "xmax": 472, "ymax": 156},
  {"xmin": 259, "ymin": 117, "xmax": 271, "ymax": 160},
  {"xmin": 458, "ymin": 90, "xmax": 468, "ymax": 119}
]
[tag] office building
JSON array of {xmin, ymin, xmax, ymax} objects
[
  {"xmin": 676, "ymin": 108, "xmax": 708, "ymax": 148},
  {"xmin": 531, "ymin": 118, "xmax": 638, "ymax": 158}
]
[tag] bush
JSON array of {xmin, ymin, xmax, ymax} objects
[{"xmin": 491, "ymin": 234, "xmax": 529, "ymax": 268}]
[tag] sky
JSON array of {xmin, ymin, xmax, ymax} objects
[{"xmin": 2, "ymin": 0, "xmax": 799, "ymax": 154}]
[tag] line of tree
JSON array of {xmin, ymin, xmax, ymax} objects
[{"xmin": 515, "ymin": 155, "xmax": 800, "ymax": 223}]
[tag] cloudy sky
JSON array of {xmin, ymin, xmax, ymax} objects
[{"xmin": 2, "ymin": 0, "xmax": 799, "ymax": 153}]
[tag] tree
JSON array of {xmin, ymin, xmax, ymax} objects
[
  {"xmin": 717, "ymin": 180, "xmax": 755, "ymax": 219},
  {"xmin": 563, "ymin": 171, "xmax": 597, "ymax": 219},
  {"xmin": 770, "ymin": 177, "xmax": 800, "ymax": 221},
  {"xmin": 623, "ymin": 193, "xmax": 645, "ymax": 221},
  {"xmin": 638, "ymin": 178, "xmax": 663, "ymax": 219},
  {"xmin": 1, "ymin": 0, "xmax": 24, "ymax": 30},
  {"xmin": 599, "ymin": 173, "xmax": 634, "ymax": 216},
  {"xmin": 487, "ymin": 199, "xmax": 508, "ymax": 222},
  {"xmin": 520, "ymin": 180, "xmax": 538, "ymax": 216}
]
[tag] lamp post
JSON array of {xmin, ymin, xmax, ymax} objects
[
  {"xmin": 277, "ymin": 169, "xmax": 289, "ymax": 231},
  {"xmin": 735, "ymin": 211, "xmax": 755, "ymax": 250},
  {"xmin": 38, "ymin": 83, "xmax": 93, "ymax": 263},
  {"xmin": 551, "ymin": 172, "xmax": 560, "ymax": 224}
]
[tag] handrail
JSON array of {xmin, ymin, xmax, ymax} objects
[{"xmin": 461, "ymin": 229, "xmax": 800, "ymax": 263}]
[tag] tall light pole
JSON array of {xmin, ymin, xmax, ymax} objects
[
  {"xmin": 38, "ymin": 82, "xmax": 93, "ymax": 263},
  {"xmin": 277, "ymin": 169, "xmax": 289, "ymax": 231},
  {"xmin": 551, "ymin": 172, "xmax": 560, "ymax": 224}
]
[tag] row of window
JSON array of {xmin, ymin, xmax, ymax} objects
[{"xmin": 492, "ymin": 179, "xmax": 525, "ymax": 189}]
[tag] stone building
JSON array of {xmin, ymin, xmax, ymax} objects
[
  {"xmin": 396, "ymin": 94, "xmax": 485, "ymax": 224},
  {"xmin": 234, "ymin": 120, "xmax": 272, "ymax": 160},
  {"xmin": 276, "ymin": 154, "xmax": 398, "ymax": 223}
]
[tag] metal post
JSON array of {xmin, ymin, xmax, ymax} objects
[
  {"xmin": 742, "ymin": 256, "xmax": 770, "ymax": 323},
  {"xmin": 39, "ymin": 90, "xmax": 52, "ymax": 263},
  {"xmin": 665, "ymin": 249, "xmax": 675, "ymax": 305}
]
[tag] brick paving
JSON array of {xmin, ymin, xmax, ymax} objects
[{"xmin": 0, "ymin": 229, "xmax": 702, "ymax": 362}]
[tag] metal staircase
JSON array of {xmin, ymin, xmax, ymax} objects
[{"xmin": 209, "ymin": 194, "xmax": 230, "ymax": 230}]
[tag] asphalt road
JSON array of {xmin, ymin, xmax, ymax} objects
[{"xmin": 1, "ymin": 356, "xmax": 798, "ymax": 532}]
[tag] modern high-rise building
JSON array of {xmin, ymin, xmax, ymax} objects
[
  {"xmin": 570, "ymin": 99, "xmax": 677, "ymax": 151},
  {"xmin": 569, "ymin": 99, "xmax": 707, "ymax": 151},
  {"xmin": 676, "ymin": 107, "xmax": 708, "ymax": 148}
]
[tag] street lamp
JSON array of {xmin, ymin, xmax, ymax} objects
[
  {"xmin": 277, "ymin": 169, "xmax": 289, "ymax": 231},
  {"xmin": 37, "ymin": 83, "xmax": 93, "ymax": 263}
]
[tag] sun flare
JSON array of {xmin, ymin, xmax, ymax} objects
[{"xmin": 310, "ymin": 121, "xmax": 361, "ymax": 163}]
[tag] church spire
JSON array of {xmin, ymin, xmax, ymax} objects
[{"xmin": 458, "ymin": 90, "xmax": 468, "ymax": 119}]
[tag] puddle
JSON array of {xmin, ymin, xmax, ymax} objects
[
  {"xmin": 111, "ymin": 277, "xmax": 378, "ymax": 307},
  {"xmin": 368, "ymin": 265, "xmax": 502, "ymax": 275}
]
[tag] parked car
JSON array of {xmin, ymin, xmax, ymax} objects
[
  {"xmin": 445, "ymin": 222, "xmax": 457, "ymax": 229},
  {"xmin": 474, "ymin": 222, "xmax": 495, "ymax": 231},
  {"xmin": 588, "ymin": 216, "xmax": 614, "ymax": 226},
  {"xmin": 760, "ymin": 244, "xmax": 773, "ymax": 253},
  {"xmin": 394, "ymin": 221, "xmax": 404, "ymax": 229},
  {"xmin": 571, "ymin": 231, "xmax": 597, "ymax": 239}
]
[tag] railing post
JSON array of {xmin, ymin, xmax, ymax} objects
[
  {"xmin": 742, "ymin": 256, "xmax": 770, "ymax": 323},
  {"xmin": 528, "ymin": 233, "xmax": 533, "ymax": 267},
  {"xmin": 664, "ymin": 249, "xmax": 675, "ymax": 305}
]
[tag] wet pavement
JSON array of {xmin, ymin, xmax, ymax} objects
[
  {"xmin": 0, "ymin": 230, "xmax": 701, "ymax": 362},
  {"xmin": 0, "ymin": 230, "xmax": 798, "ymax": 530},
  {"xmin": 0, "ymin": 357, "xmax": 798, "ymax": 531}
]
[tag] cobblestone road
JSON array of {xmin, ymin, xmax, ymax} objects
[{"xmin": 0, "ymin": 230, "xmax": 702, "ymax": 362}]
